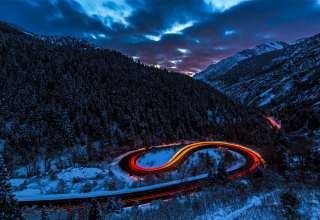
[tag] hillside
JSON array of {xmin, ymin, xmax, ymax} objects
[
  {"xmin": 194, "ymin": 41, "xmax": 288, "ymax": 81},
  {"xmin": 195, "ymin": 34, "xmax": 320, "ymax": 133},
  {"xmin": 0, "ymin": 23, "xmax": 277, "ymax": 172}
]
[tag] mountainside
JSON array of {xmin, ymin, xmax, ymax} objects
[
  {"xmin": 195, "ymin": 34, "xmax": 320, "ymax": 133},
  {"xmin": 0, "ymin": 22, "xmax": 276, "ymax": 171},
  {"xmin": 194, "ymin": 41, "xmax": 288, "ymax": 81}
]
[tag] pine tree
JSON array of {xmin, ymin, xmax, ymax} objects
[
  {"xmin": 309, "ymin": 148, "xmax": 320, "ymax": 172},
  {"xmin": 0, "ymin": 154, "xmax": 23, "ymax": 220},
  {"xmin": 216, "ymin": 151, "xmax": 228, "ymax": 184},
  {"xmin": 89, "ymin": 201, "xmax": 101, "ymax": 220},
  {"xmin": 40, "ymin": 206, "xmax": 49, "ymax": 220},
  {"xmin": 280, "ymin": 191, "xmax": 300, "ymax": 220},
  {"xmin": 105, "ymin": 197, "xmax": 122, "ymax": 214},
  {"xmin": 277, "ymin": 146, "xmax": 290, "ymax": 177}
]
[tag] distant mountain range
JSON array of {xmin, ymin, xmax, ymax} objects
[{"xmin": 195, "ymin": 34, "xmax": 320, "ymax": 133}]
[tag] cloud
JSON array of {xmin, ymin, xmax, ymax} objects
[
  {"xmin": 204, "ymin": 0, "xmax": 252, "ymax": 12},
  {"xmin": 73, "ymin": 0, "xmax": 133, "ymax": 28},
  {"xmin": 224, "ymin": 29, "xmax": 236, "ymax": 36},
  {"xmin": 177, "ymin": 48, "xmax": 190, "ymax": 54},
  {"xmin": 170, "ymin": 59, "xmax": 183, "ymax": 64},
  {"xmin": 164, "ymin": 21, "xmax": 196, "ymax": 34},
  {"xmin": 144, "ymin": 20, "xmax": 196, "ymax": 42},
  {"xmin": 144, "ymin": 34, "xmax": 161, "ymax": 41},
  {"xmin": 0, "ymin": 0, "xmax": 109, "ymax": 37},
  {"xmin": 98, "ymin": 33, "xmax": 107, "ymax": 38}
]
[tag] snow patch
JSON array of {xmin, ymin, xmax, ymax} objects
[
  {"xmin": 57, "ymin": 167, "xmax": 103, "ymax": 182},
  {"xmin": 9, "ymin": 178, "xmax": 25, "ymax": 188},
  {"xmin": 197, "ymin": 194, "xmax": 271, "ymax": 220},
  {"xmin": 137, "ymin": 148, "xmax": 177, "ymax": 168}
]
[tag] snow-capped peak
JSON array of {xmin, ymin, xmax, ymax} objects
[
  {"xmin": 194, "ymin": 41, "xmax": 288, "ymax": 81},
  {"xmin": 244, "ymin": 41, "xmax": 288, "ymax": 55}
]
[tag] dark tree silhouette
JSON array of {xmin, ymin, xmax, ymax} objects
[
  {"xmin": 89, "ymin": 201, "xmax": 101, "ymax": 220},
  {"xmin": 0, "ymin": 154, "xmax": 23, "ymax": 220},
  {"xmin": 40, "ymin": 206, "xmax": 49, "ymax": 220},
  {"xmin": 280, "ymin": 191, "xmax": 300, "ymax": 220}
]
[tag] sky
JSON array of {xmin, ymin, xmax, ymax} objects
[{"xmin": 1, "ymin": 0, "xmax": 320, "ymax": 75}]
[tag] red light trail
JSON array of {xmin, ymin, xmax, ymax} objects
[{"xmin": 18, "ymin": 141, "xmax": 265, "ymax": 209}]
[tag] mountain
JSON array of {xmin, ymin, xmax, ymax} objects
[
  {"xmin": 40, "ymin": 35, "xmax": 94, "ymax": 48},
  {"xmin": 194, "ymin": 41, "xmax": 288, "ymax": 81},
  {"xmin": 195, "ymin": 34, "xmax": 320, "ymax": 133},
  {"xmin": 0, "ymin": 22, "xmax": 277, "ymax": 170},
  {"xmin": 0, "ymin": 21, "xmax": 26, "ymax": 35}
]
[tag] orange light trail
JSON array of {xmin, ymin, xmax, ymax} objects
[
  {"xmin": 123, "ymin": 141, "xmax": 265, "ymax": 180},
  {"xmin": 19, "ymin": 141, "xmax": 266, "ymax": 211}
]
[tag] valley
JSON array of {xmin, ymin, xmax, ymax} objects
[{"xmin": 0, "ymin": 1, "xmax": 319, "ymax": 218}]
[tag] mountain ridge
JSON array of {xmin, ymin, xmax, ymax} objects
[
  {"xmin": 194, "ymin": 41, "xmax": 288, "ymax": 81},
  {"xmin": 195, "ymin": 33, "xmax": 320, "ymax": 133}
]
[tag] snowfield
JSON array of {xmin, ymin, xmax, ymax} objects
[
  {"xmin": 197, "ymin": 195, "xmax": 265, "ymax": 220},
  {"xmin": 137, "ymin": 148, "xmax": 178, "ymax": 168},
  {"xmin": 15, "ymin": 174, "xmax": 208, "ymax": 202},
  {"xmin": 11, "ymin": 167, "xmax": 112, "ymax": 199},
  {"xmin": 57, "ymin": 167, "xmax": 103, "ymax": 182}
]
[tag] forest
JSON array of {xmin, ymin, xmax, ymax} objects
[{"xmin": 0, "ymin": 22, "xmax": 276, "ymax": 173}]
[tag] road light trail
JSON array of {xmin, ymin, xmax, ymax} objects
[
  {"xmin": 265, "ymin": 116, "xmax": 281, "ymax": 131},
  {"xmin": 18, "ymin": 141, "xmax": 265, "ymax": 209},
  {"xmin": 120, "ymin": 141, "xmax": 265, "ymax": 180}
]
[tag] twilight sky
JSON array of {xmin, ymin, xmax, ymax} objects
[{"xmin": 1, "ymin": 0, "xmax": 320, "ymax": 75}]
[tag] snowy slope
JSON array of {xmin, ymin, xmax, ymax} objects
[
  {"xmin": 15, "ymin": 174, "xmax": 209, "ymax": 202},
  {"xmin": 137, "ymin": 148, "xmax": 178, "ymax": 168},
  {"xmin": 195, "ymin": 33, "xmax": 320, "ymax": 132},
  {"xmin": 197, "ymin": 195, "xmax": 265, "ymax": 220},
  {"xmin": 194, "ymin": 41, "xmax": 288, "ymax": 81}
]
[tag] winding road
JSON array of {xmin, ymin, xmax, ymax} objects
[
  {"xmin": 18, "ymin": 141, "xmax": 265, "ymax": 208},
  {"xmin": 120, "ymin": 141, "xmax": 265, "ymax": 180}
]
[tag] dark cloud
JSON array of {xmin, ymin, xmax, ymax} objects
[
  {"xmin": 1, "ymin": 0, "xmax": 320, "ymax": 75},
  {"xmin": 0, "ymin": 0, "xmax": 109, "ymax": 36}
]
